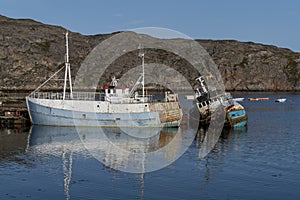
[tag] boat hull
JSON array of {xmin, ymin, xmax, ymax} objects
[
  {"xmin": 196, "ymin": 100, "xmax": 247, "ymax": 128},
  {"xmin": 225, "ymin": 105, "xmax": 247, "ymax": 128},
  {"xmin": 26, "ymin": 97, "xmax": 181, "ymax": 128}
]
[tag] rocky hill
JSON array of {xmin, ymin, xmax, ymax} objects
[
  {"xmin": 198, "ymin": 40, "xmax": 300, "ymax": 91},
  {"xmin": 1, "ymin": 15, "xmax": 300, "ymax": 92}
]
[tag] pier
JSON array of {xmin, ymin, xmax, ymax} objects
[{"xmin": 0, "ymin": 104, "xmax": 29, "ymax": 128}]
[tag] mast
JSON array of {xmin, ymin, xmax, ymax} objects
[
  {"xmin": 138, "ymin": 45, "xmax": 145, "ymax": 102},
  {"xmin": 63, "ymin": 32, "xmax": 73, "ymax": 100}
]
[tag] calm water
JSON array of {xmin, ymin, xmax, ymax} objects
[{"xmin": 1, "ymin": 93, "xmax": 300, "ymax": 200}]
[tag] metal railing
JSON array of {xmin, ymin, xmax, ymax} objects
[
  {"xmin": 28, "ymin": 92, "xmax": 156, "ymax": 103},
  {"xmin": 29, "ymin": 92, "xmax": 105, "ymax": 101}
]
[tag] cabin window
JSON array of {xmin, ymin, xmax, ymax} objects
[
  {"xmin": 97, "ymin": 105, "xmax": 100, "ymax": 108},
  {"xmin": 82, "ymin": 114, "xmax": 86, "ymax": 119},
  {"xmin": 145, "ymin": 105, "xmax": 148, "ymax": 107}
]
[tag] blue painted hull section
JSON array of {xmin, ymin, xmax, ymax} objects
[
  {"xmin": 226, "ymin": 109, "xmax": 247, "ymax": 128},
  {"xmin": 27, "ymin": 99, "xmax": 163, "ymax": 127},
  {"xmin": 232, "ymin": 121, "xmax": 247, "ymax": 128}
]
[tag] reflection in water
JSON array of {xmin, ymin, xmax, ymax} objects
[
  {"xmin": 194, "ymin": 126, "xmax": 248, "ymax": 183},
  {"xmin": 221, "ymin": 126, "xmax": 248, "ymax": 140},
  {"xmin": 3, "ymin": 94, "xmax": 300, "ymax": 199},
  {"xmin": 196, "ymin": 104, "xmax": 226, "ymax": 159},
  {"xmin": 0, "ymin": 123, "xmax": 248, "ymax": 200},
  {"xmin": 62, "ymin": 150, "xmax": 72, "ymax": 200},
  {"xmin": 28, "ymin": 125, "xmax": 181, "ymax": 200},
  {"xmin": 0, "ymin": 127, "xmax": 30, "ymax": 159},
  {"xmin": 29, "ymin": 126, "xmax": 79, "ymax": 200},
  {"xmin": 26, "ymin": 122, "xmax": 237, "ymax": 199},
  {"xmin": 77, "ymin": 126, "xmax": 194, "ymax": 173},
  {"xmin": 29, "ymin": 126, "xmax": 85, "ymax": 155},
  {"xmin": 195, "ymin": 126, "xmax": 248, "ymax": 156},
  {"xmin": 29, "ymin": 126, "xmax": 185, "ymax": 170}
]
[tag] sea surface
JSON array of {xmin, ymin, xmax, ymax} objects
[{"xmin": 1, "ymin": 92, "xmax": 300, "ymax": 200}]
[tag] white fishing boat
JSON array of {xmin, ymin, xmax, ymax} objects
[{"xmin": 26, "ymin": 33, "xmax": 183, "ymax": 128}]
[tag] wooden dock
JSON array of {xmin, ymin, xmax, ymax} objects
[
  {"xmin": 0, "ymin": 106, "xmax": 29, "ymax": 128},
  {"xmin": 0, "ymin": 115, "xmax": 28, "ymax": 127}
]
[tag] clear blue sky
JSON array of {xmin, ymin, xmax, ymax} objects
[{"xmin": 1, "ymin": 0, "xmax": 300, "ymax": 52}]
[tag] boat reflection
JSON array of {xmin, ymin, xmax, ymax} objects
[
  {"xmin": 221, "ymin": 126, "xmax": 248, "ymax": 139},
  {"xmin": 195, "ymin": 126, "xmax": 248, "ymax": 159},
  {"xmin": 194, "ymin": 126, "xmax": 248, "ymax": 183},
  {"xmin": 29, "ymin": 126, "xmax": 181, "ymax": 163},
  {"xmin": 28, "ymin": 125, "xmax": 183, "ymax": 200},
  {"xmin": 28, "ymin": 123, "xmax": 233, "ymax": 199}
]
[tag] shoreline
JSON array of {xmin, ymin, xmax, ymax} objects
[{"xmin": 2, "ymin": 89, "xmax": 300, "ymax": 93}]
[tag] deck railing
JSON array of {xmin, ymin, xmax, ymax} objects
[
  {"xmin": 29, "ymin": 92, "xmax": 105, "ymax": 101},
  {"xmin": 28, "ymin": 92, "xmax": 155, "ymax": 103}
]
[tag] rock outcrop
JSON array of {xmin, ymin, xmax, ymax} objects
[{"xmin": 198, "ymin": 40, "xmax": 300, "ymax": 91}]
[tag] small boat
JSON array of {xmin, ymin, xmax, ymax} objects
[
  {"xmin": 224, "ymin": 100, "xmax": 248, "ymax": 128},
  {"xmin": 185, "ymin": 95, "xmax": 195, "ymax": 100},
  {"xmin": 26, "ymin": 33, "xmax": 183, "ymax": 128},
  {"xmin": 232, "ymin": 97, "xmax": 244, "ymax": 102},
  {"xmin": 248, "ymin": 97, "xmax": 269, "ymax": 101},
  {"xmin": 275, "ymin": 98, "xmax": 286, "ymax": 103},
  {"xmin": 194, "ymin": 76, "xmax": 247, "ymax": 128}
]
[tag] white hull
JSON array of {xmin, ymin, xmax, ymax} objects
[{"xmin": 26, "ymin": 97, "xmax": 182, "ymax": 128}]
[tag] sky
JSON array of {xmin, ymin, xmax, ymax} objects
[{"xmin": 1, "ymin": 0, "xmax": 300, "ymax": 52}]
